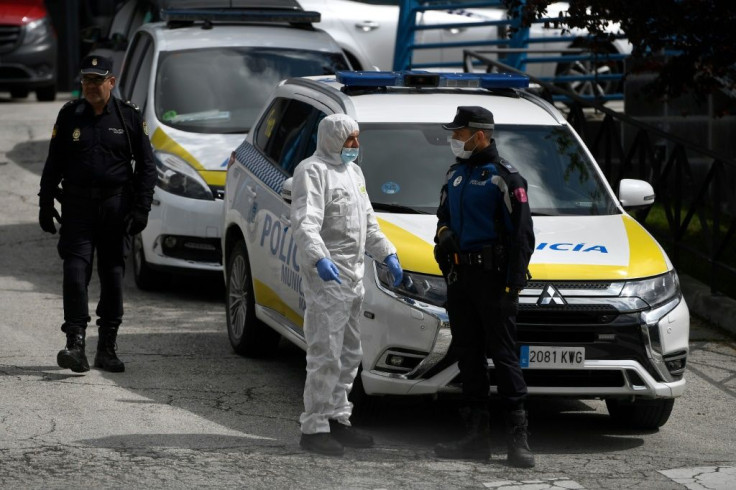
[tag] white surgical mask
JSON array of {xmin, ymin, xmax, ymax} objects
[
  {"xmin": 341, "ymin": 147, "xmax": 359, "ymax": 164},
  {"xmin": 450, "ymin": 134, "xmax": 476, "ymax": 159}
]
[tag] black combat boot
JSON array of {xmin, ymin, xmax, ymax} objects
[
  {"xmin": 506, "ymin": 409, "xmax": 535, "ymax": 468},
  {"xmin": 57, "ymin": 326, "xmax": 90, "ymax": 373},
  {"xmin": 300, "ymin": 433, "xmax": 345, "ymax": 457},
  {"xmin": 94, "ymin": 326, "xmax": 125, "ymax": 372},
  {"xmin": 434, "ymin": 407, "xmax": 491, "ymax": 460},
  {"xmin": 329, "ymin": 419, "xmax": 374, "ymax": 448}
]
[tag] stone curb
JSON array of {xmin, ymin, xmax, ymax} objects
[{"xmin": 680, "ymin": 274, "xmax": 736, "ymax": 339}]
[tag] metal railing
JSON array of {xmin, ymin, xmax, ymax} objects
[
  {"xmin": 464, "ymin": 49, "xmax": 736, "ymax": 295},
  {"xmin": 394, "ymin": 0, "xmax": 628, "ymax": 102}
]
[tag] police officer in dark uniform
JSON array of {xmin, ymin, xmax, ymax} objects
[
  {"xmin": 38, "ymin": 55, "xmax": 156, "ymax": 374},
  {"xmin": 433, "ymin": 106, "xmax": 535, "ymax": 468}
]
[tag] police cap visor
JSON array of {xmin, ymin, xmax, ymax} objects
[
  {"xmin": 80, "ymin": 55, "xmax": 113, "ymax": 77},
  {"xmin": 442, "ymin": 106, "xmax": 495, "ymax": 130}
]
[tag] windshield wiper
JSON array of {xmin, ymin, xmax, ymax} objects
[{"xmin": 372, "ymin": 202, "xmax": 425, "ymax": 214}]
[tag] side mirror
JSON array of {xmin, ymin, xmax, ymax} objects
[
  {"xmin": 280, "ymin": 177, "xmax": 293, "ymax": 204},
  {"xmin": 618, "ymin": 178, "xmax": 655, "ymax": 210},
  {"xmin": 80, "ymin": 25, "xmax": 102, "ymax": 45}
]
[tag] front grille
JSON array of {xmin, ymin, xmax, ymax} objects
[
  {"xmin": 527, "ymin": 281, "xmax": 612, "ymax": 290},
  {"xmin": 519, "ymin": 305, "xmax": 620, "ymax": 325},
  {"xmin": 0, "ymin": 25, "xmax": 21, "ymax": 53},
  {"xmin": 0, "ymin": 66, "xmax": 30, "ymax": 81}
]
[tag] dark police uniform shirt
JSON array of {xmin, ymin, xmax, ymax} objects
[
  {"xmin": 39, "ymin": 97, "xmax": 156, "ymax": 212},
  {"xmin": 436, "ymin": 141, "xmax": 535, "ymax": 289}
]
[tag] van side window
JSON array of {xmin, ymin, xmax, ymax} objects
[{"xmin": 254, "ymin": 97, "xmax": 325, "ymax": 176}]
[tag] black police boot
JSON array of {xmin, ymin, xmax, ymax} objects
[
  {"xmin": 506, "ymin": 409, "xmax": 535, "ymax": 468},
  {"xmin": 329, "ymin": 419, "xmax": 374, "ymax": 448},
  {"xmin": 300, "ymin": 432, "xmax": 344, "ymax": 457},
  {"xmin": 57, "ymin": 327, "xmax": 90, "ymax": 373},
  {"xmin": 434, "ymin": 407, "xmax": 490, "ymax": 460},
  {"xmin": 94, "ymin": 326, "xmax": 125, "ymax": 372}
]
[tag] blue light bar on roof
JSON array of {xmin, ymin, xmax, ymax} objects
[
  {"xmin": 162, "ymin": 8, "xmax": 320, "ymax": 23},
  {"xmin": 336, "ymin": 71, "xmax": 529, "ymax": 90}
]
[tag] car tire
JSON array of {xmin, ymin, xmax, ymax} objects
[
  {"xmin": 605, "ymin": 398, "xmax": 675, "ymax": 430},
  {"xmin": 36, "ymin": 84, "xmax": 57, "ymax": 102},
  {"xmin": 347, "ymin": 366, "xmax": 380, "ymax": 425},
  {"xmin": 555, "ymin": 41, "xmax": 623, "ymax": 98},
  {"xmin": 10, "ymin": 88, "xmax": 29, "ymax": 99},
  {"xmin": 132, "ymin": 233, "xmax": 168, "ymax": 290},
  {"xmin": 226, "ymin": 240, "xmax": 280, "ymax": 357}
]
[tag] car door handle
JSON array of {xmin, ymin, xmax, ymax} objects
[
  {"xmin": 355, "ymin": 21, "xmax": 379, "ymax": 32},
  {"xmin": 245, "ymin": 185, "xmax": 257, "ymax": 197}
]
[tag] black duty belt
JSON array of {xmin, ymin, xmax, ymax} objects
[
  {"xmin": 62, "ymin": 182, "xmax": 126, "ymax": 200},
  {"xmin": 453, "ymin": 251, "xmax": 487, "ymax": 267}
]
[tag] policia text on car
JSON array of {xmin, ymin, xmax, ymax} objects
[{"xmin": 38, "ymin": 55, "xmax": 156, "ymax": 374}]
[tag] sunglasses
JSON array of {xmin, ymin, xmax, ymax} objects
[{"xmin": 81, "ymin": 76, "xmax": 111, "ymax": 86}]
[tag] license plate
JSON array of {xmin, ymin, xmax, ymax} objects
[{"xmin": 519, "ymin": 345, "xmax": 585, "ymax": 369}]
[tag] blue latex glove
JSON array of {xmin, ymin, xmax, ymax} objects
[
  {"xmin": 384, "ymin": 254, "xmax": 403, "ymax": 287},
  {"xmin": 316, "ymin": 257, "xmax": 342, "ymax": 284}
]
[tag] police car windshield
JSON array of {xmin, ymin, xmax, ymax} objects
[
  {"xmin": 357, "ymin": 123, "xmax": 619, "ymax": 216},
  {"xmin": 155, "ymin": 48, "xmax": 349, "ymax": 134}
]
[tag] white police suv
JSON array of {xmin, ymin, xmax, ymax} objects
[
  {"xmin": 222, "ymin": 71, "xmax": 689, "ymax": 429},
  {"xmin": 114, "ymin": 3, "xmax": 350, "ymax": 288}
]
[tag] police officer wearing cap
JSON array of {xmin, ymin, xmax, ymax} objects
[
  {"xmin": 433, "ymin": 106, "xmax": 535, "ymax": 468},
  {"xmin": 38, "ymin": 55, "xmax": 156, "ymax": 374}
]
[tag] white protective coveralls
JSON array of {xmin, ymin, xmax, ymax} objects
[{"xmin": 291, "ymin": 114, "xmax": 396, "ymax": 434}]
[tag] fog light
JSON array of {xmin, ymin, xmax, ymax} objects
[
  {"xmin": 386, "ymin": 354, "xmax": 404, "ymax": 367},
  {"xmin": 664, "ymin": 351, "xmax": 687, "ymax": 377},
  {"xmin": 164, "ymin": 236, "xmax": 177, "ymax": 248}
]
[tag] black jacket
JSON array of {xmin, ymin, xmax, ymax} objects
[{"xmin": 39, "ymin": 97, "xmax": 156, "ymax": 212}]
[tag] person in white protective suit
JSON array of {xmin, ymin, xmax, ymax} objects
[{"xmin": 291, "ymin": 114, "xmax": 404, "ymax": 456}]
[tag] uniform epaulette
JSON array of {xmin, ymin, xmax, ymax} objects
[
  {"xmin": 497, "ymin": 158, "xmax": 518, "ymax": 174},
  {"xmin": 121, "ymin": 99, "xmax": 140, "ymax": 111},
  {"xmin": 61, "ymin": 98, "xmax": 84, "ymax": 111}
]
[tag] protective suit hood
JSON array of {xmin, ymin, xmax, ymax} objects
[{"xmin": 314, "ymin": 114, "xmax": 359, "ymax": 166}]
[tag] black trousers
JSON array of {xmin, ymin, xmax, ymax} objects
[
  {"xmin": 57, "ymin": 193, "xmax": 131, "ymax": 332},
  {"xmin": 446, "ymin": 265, "xmax": 527, "ymax": 410}
]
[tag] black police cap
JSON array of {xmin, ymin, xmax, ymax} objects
[
  {"xmin": 442, "ymin": 106, "xmax": 495, "ymax": 130},
  {"xmin": 80, "ymin": 55, "xmax": 113, "ymax": 77}
]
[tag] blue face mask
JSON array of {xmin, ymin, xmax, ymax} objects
[{"xmin": 341, "ymin": 147, "xmax": 359, "ymax": 164}]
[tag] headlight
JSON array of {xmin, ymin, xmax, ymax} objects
[
  {"xmin": 24, "ymin": 18, "xmax": 52, "ymax": 45},
  {"xmin": 155, "ymin": 151, "xmax": 213, "ymax": 200},
  {"xmin": 620, "ymin": 270, "xmax": 680, "ymax": 308},
  {"xmin": 375, "ymin": 262, "xmax": 447, "ymax": 308}
]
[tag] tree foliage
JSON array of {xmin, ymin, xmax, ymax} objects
[{"xmin": 502, "ymin": 0, "xmax": 736, "ymax": 101}]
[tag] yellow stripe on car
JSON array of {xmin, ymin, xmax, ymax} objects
[
  {"xmin": 150, "ymin": 127, "xmax": 225, "ymax": 186},
  {"xmin": 377, "ymin": 217, "xmax": 441, "ymax": 275},
  {"xmin": 253, "ymin": 278, "xmax": 304, "ymax": 328}
]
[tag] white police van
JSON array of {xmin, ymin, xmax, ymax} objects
[
  {"xmin": 222, "ymin": 71, "xmax": 689, "ymax": 428},
  {"xmin": 114, "ymin": 3, "xmax": 351, "ymax": 288}
]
